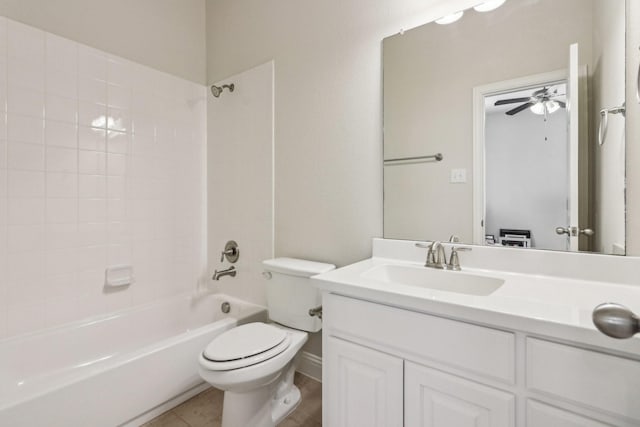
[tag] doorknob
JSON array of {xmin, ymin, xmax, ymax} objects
[
  {"xmin": 579, "ymin": 228, "xmax": 595, "ymax": 236},
  {"xmin": 556, "ymin": 227, "xmax": 594, "ymax": 237},
  {"xmin": 593, "ymin": 303, "xmax": 640, "ymax": 339}
]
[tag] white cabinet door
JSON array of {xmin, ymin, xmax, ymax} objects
[
  {"xmin": 405, "ymin": 361, "xmax": 515, "ymax": 427},
  {"xmin": 527, "ymin": 400, "xmax": 614, "ymax": 427},
  {"xmin": 324, "ymin": 336, "xmax": 403, "ymax": 427}
]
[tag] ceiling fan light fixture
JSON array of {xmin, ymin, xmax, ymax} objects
[
  {"xmin": 530, "ymin": 102, "xmax": 546, "ymax": 115},
  {"xmin": 546, "ymin": 100, "xmax": 561, "ymax": 114},
  {"xmin": 530, "ymin": 100, "xmax": 560, "ymax": 115},
  {"xmin": 473, "ymin": 0, "xmax": 507, "ymax": 12},
  {"xmin": 435, "ymin": 11, "xmax": 464, "ymax": 25}
]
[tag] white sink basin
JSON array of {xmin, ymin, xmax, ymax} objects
[{"xmin": 361, "ymin": 264, "xmax": 504, "ymax": 296}]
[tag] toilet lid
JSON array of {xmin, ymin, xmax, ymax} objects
[{"xmin": 203, "ymin": 323, "xmax": 287, "ymax": 362}]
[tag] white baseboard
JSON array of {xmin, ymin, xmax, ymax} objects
[{"xmin": 297, "ymin": 351, "xmax": 322, "ymax": 382}]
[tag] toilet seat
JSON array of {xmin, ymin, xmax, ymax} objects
[{"xmin": 202, "ymin": 323, "xmax": 292, "ymax": 371}]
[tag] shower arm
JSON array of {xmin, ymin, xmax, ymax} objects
[{"xmin": 211, "ymin": 83, "xmax": 235, "ymax": 97}]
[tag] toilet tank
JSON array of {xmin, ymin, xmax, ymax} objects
[{"xmin": 262, "ymin": 258, "xmax": 335, "ymax": 333}]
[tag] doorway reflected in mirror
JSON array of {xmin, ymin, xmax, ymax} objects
[{"xmin": 484, "ymin": 82, "xmax": 569, "ymax": 252}]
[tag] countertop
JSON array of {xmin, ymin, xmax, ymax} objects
[{"xmin": 313, "ymin": 256, "xmax": 640, "ymax": 356}]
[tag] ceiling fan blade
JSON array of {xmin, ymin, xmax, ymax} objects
[
  {"xmin": 532, "ymin": 87, "xmax": 548, "ymax": 97},
  {"xmin": 506, "ymin": 102, "xmax": 535, "ymax": 116},
  {"xmin": 556, "ymin": 101, "xmax": 567, "ymax": 108},
  {"xmin": 494, "ymin": 97, "xmax": 532, "ymax": 106}
]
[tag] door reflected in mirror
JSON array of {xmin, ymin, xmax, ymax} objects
[
  {"xmin": 383, "ymin": 0, "xmax": 627, "ymax": 255},
  {"xmin": 484, "ymin": 81, "xmax": 569, "ymax": 252}
]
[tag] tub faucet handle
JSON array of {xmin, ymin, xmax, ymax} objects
[{"xmin": 220, "ymin": 240, "xmax": 239, "ymax": 263}]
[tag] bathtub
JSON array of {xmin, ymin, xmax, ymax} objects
[{"xmin": 0, "ymin": 293, "xmax": 267, "ymax": 427}]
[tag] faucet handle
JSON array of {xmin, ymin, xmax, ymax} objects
[
  {"xmin": 415, "ymin": 242, "xmax": 432, "ymax": 249},
  {"xmin": 220, "ymin": 240, "xmax": 240, "ymax": 263},
  {"xmin": 449, "ymin": 235, "xmax": 460, "ymax": 243},
  {"xmin": 447, "ymin": 246, "xmax": 471, "ymax": 271}
]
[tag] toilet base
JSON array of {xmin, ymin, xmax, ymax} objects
[
  {"xmin": 220, "ymin": 384, "xmax": 301, "ymax": 427},
  {"xmin": 272, "ymin": 384, "xmax": 301, "ymax": 425},
  {"xmin": 220, "ymin": 361, "xmax": 301, "ymax": 427}
]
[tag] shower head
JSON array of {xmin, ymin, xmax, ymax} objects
[{"xmin": 211, "ymin": 83, "xmax": 235, "ymax": 98}]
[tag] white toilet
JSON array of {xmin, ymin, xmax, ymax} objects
[{"xmin": 198, "ymin": 258, "xmax": 335, "ymax": 427}]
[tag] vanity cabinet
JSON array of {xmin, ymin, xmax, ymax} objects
[
  {"xmin": 322, "ymin": 292, "xmax": 640, "ymax": 427},
  {"xmin": 324, "ymin": 334, "xmax": 513, "ymax": 427},
  {"xmin": 323, "ymin": 293, "xmax": 516, "ymax": 427},
  {"xmin": 325, "ymin": 336, "xmax": 403, "ymax": 427}
]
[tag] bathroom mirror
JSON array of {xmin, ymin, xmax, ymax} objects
[{"xmin": 383, "ymin": 0, "xmax": 627, "ymax": 255}]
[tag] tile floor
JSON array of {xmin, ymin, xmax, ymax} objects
[{"xmin": 143, "ymin": 373, "xmax": 322, "ymax": 427}]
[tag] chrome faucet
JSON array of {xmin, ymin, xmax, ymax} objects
[
  {"xmin": 212, "ymin": 266, "xmax": 236, "ymax": 281},
  {"xmin": 426, "ymin": 241, "xmax": 447, "ymax": 269},
  {"xmin": 416, "ymin": 239, "xmax": 472, "ymax": 270}
]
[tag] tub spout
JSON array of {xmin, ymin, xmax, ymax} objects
[{"xmin": 212, "ymin": 266, "xmax": 236, "ymax": 281}]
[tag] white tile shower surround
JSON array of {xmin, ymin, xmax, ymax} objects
[{"xmin": 0, "ymin": 17, "xmax": 207, "ymax": 339}]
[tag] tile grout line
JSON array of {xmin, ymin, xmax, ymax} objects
[{"xmin": 171, "ymin": 409, "xmax": 193, "ymax": 427}]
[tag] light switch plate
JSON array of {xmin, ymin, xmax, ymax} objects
[{"xmin": 450, "ymin": 168, "xmax": 467, "ymax": 183}]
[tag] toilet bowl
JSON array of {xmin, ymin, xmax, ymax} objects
[
  {"xmin": 198, "ymin": 258, "xmax": 335, "ymax": 427},
  {"xmin": 199, "ymin": 323, "xmax": 308, "ymax": 427}
]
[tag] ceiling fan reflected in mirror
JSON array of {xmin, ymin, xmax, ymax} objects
[{"xmin": 494, "ymin": 87, "xmax": 567, "ymax": 117}]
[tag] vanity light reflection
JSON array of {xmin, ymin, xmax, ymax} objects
[
  {"xmin": 435, "ymin": 11, "xmax": 464, "ymax": 25},
  {"xmin": 436, "ymin": 0, "xmax": 507, "ymax": 25},
  {"xmin": 474, "ymin": 0, "xmax": 507, "ymax": 12},
  {"xmin": 91, "ymin": 115, "xmax": 127, "ymax": 136}
]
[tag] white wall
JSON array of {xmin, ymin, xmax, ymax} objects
[
  {"xmin": 0, "ymin": 0, "xmax": 206, "ymax": 84},
  {"xmin": 593, "ymin": 0, "xmax": 626, "ymax": 254},
  {"xmin": 627, "ymin": 0, "xmax": 640, "ymax": 255},
  {"xmin": 0, "ymin": 18, "xmax": 207, "ymax": 339},
  {"xmin": 205, "ymin": 0, "xmax": 486, "ymax": 267},
  {"xmin": 485, "ymin": 110, "xmax": 568, "ymax": 251},
  {"xmin": 207, "ymin": 62, "xmax": 274, "ymax": 306}
]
